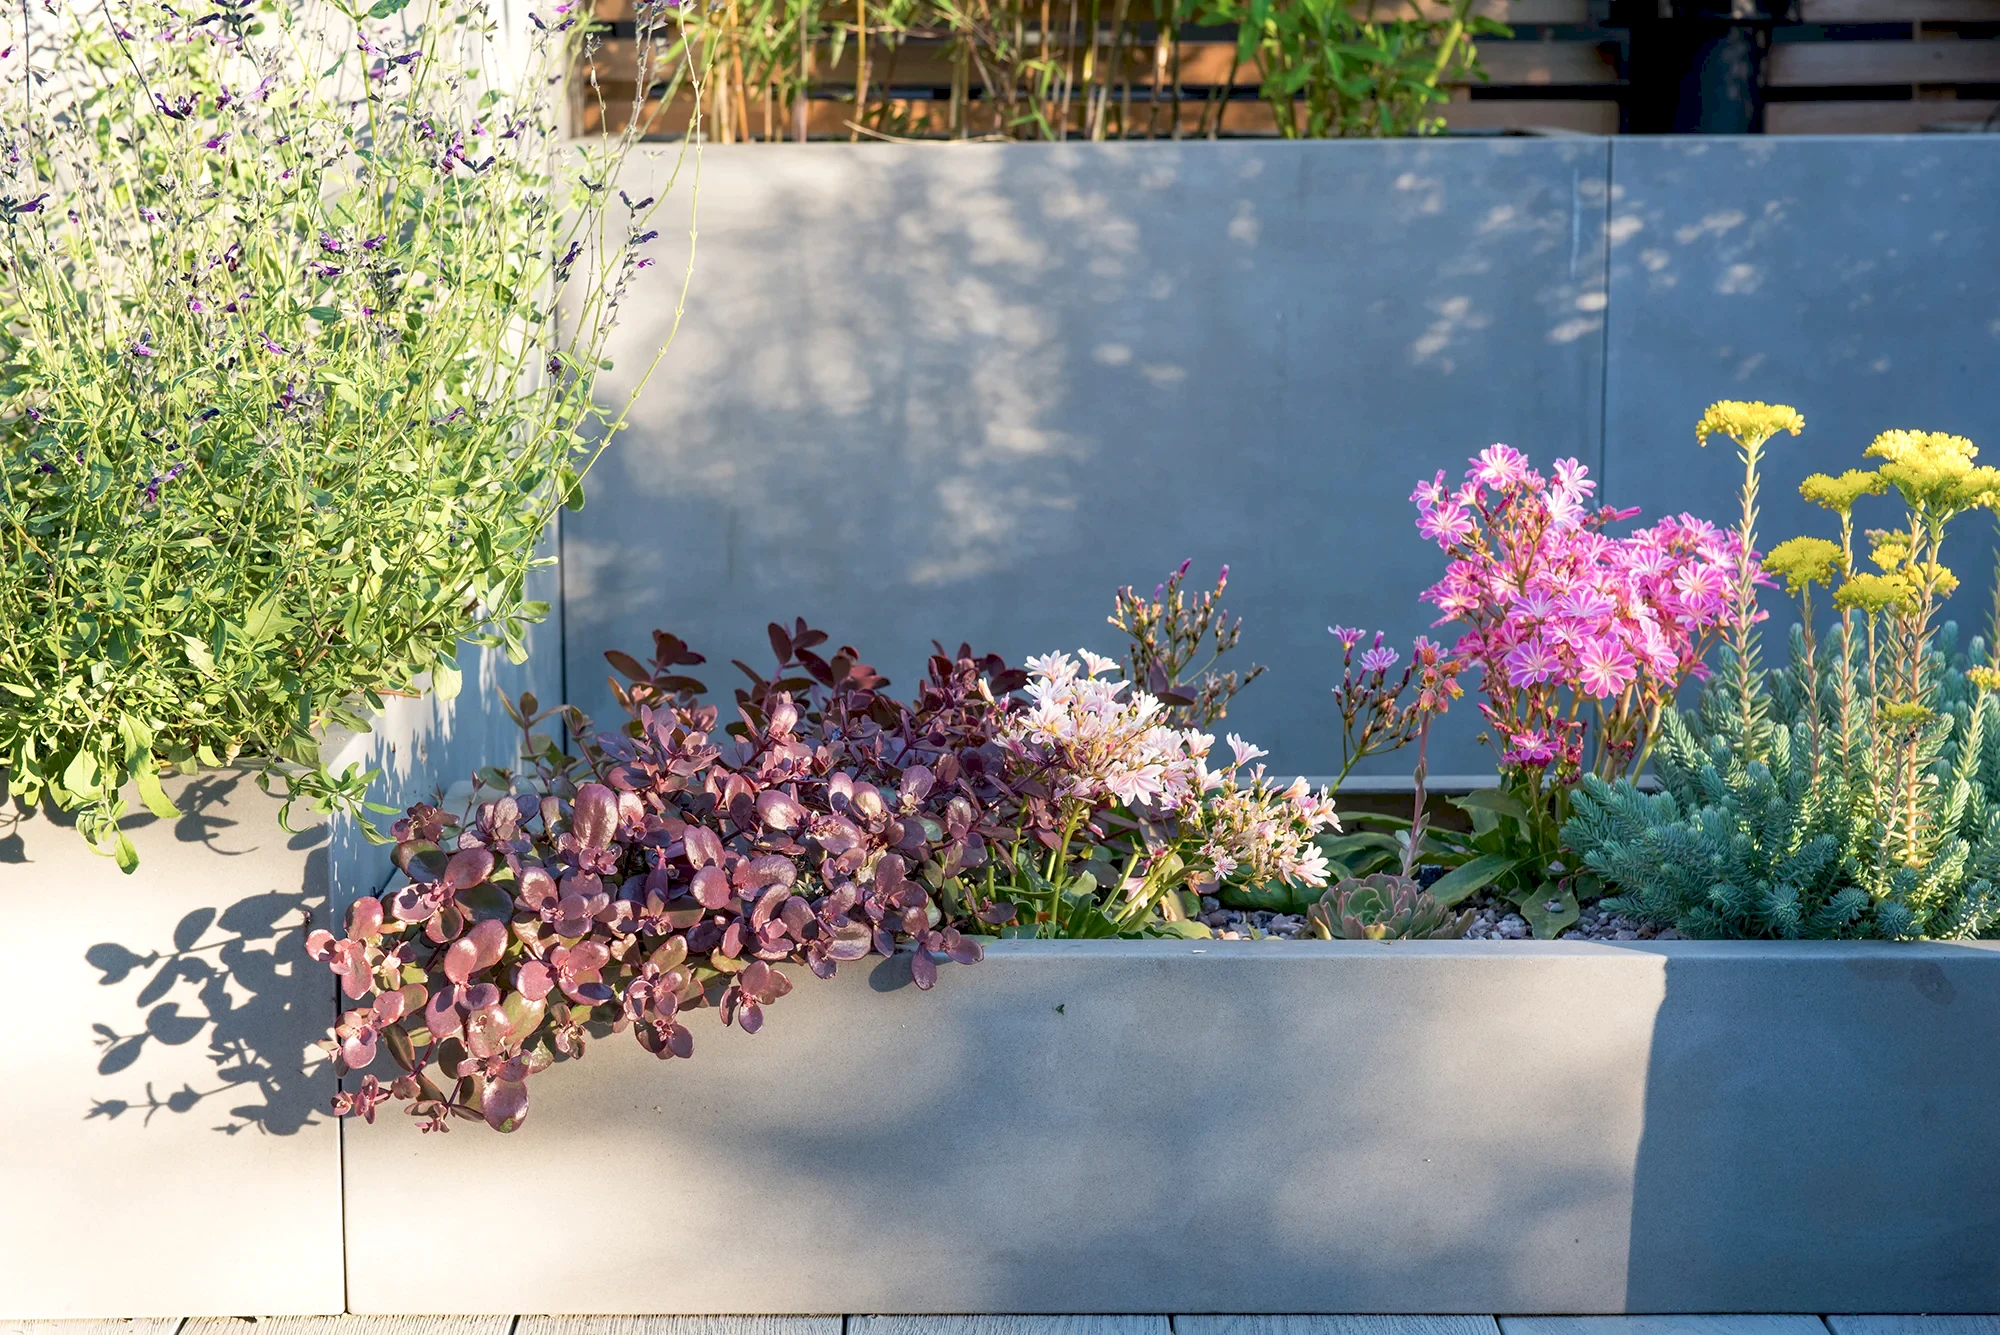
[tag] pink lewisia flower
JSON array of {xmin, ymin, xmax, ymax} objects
[
  {"xmin": 1576, "ymin": 638, "xmax": 1637, "ymax": 699},
  {"xmin": 1417, "ymin": 500, "xmax": 1476, "ymax": 546},
  {"xmin": 1504, "ymin": 638, "xmax": 1562, "ymax": 688},
  {"xmin": 1359, "ymin": 646, "xmax": 1400, "ymax": 674},
  {"xmin": 1329, "ymin": 625, "xmax": 1368, "ymax": 650},
  {"xmin": 1471, "ymin": 444, "xmax": 1532, "ymax": 488}
]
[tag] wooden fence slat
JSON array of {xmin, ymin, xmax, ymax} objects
[
  {"xmin": 579, "ymin": 34, "xmax": 1620, "ymax": 89},
  {"xmin": 1765, "ymin": 97, "xmax": 1999, "ymax": 130},
  {"xmin": 589, "ymin": 0, "xmax": 1592, "ymax": 20},
  {"xmin": 1800, "ymin": 0, "xmax": 2000, "ymax": 20},
  {"xmin": 1769, "ymin": 38, "xmax": 2000, "ymax": 85}
]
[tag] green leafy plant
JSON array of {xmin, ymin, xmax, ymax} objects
[
  {"xmin": 0, "ymin": 0, "xmax": 695, "ymax": 866},
  {"xmin": 1563, "ymin": 418, "xmax": 2000, "ymax": 940},
  {"xmin": 1200, "ymin": 0, "xmax": 1502, "ymax": 138},
  {"xmin": 1306, "ymin": 872, "xmax": 1471, "ymax": 940}
]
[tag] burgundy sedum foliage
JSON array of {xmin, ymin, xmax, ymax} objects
[{"xmin": 312, "ymin": 621, "xmax": 1032, "ymax": 1133}]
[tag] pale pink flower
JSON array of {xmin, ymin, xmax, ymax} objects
[{"xmin": 1576, "ymin": 638, "xmax": 1637, "ymax": 698}]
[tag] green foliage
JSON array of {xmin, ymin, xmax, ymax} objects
[
  {"xmin": 0, "ymin": 0, "xmax": 690, "ymax": 864},
  {"xmin": 615, "ymin": 0, "xmax": 1504, "ymax": 142},
  {"xmin": 1201, "ymin": 0, "xmax": 1505, "ymax": 138},
  {"xmin": 1565, "ymin": 418, "xmax": 2000, "ymax": 940},
  {"xmin": 1565, "ymin": 622, "xmax": 2000, "ymax": 940},
  {"xmin": 1306, "ymin": 872, "xmax": 1471, "ymax": 940}
]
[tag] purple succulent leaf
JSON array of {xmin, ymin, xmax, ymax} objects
[
  {"xmin": 690, "ymin": 865, "xmax": 732, "ymax": 909},
  {"xmin": 442, "ymin": 847, "xmax": 496, "ymax": 890},
  {"xmin": 572, "ymin": 783, "xmax": 620, "ymax": 849},
  {"xmin": 515, "ymin": 960, "xmax": 555, "ymax": 1002},
  {"xmin": 425, "ymin": 986, "xmax": 464, "ymax": 1041},
  {"xmin": 483, "ymin": 1076, "xmax": 531, "ymax": 1132},
  {"xmin": 909, "ymin": 946, "xmax": 938, "ymax": 990},
  {"xmin": 346, "ymin": 896, "xmax": 385, "ymax": 938},
  {"xmin": 683, "ymin": 825, "xmax": 724, "ymax": 868},
  {"xmin": 517, "ymin": 865, "xmax": 560, "ymax": 911},
  {"xmin": 756, "ymin": 789, "xmax": 804, "ymax": 832},
  {"xmin": 828, "ymin": 923, "xmax": 872, "ymax": 960}
]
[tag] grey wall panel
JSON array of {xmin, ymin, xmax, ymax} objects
[
  {"xmin": 568, "ymin": 141, "xmax": 1613, "ymax": 775},
  {"xmin": 1601, "ymin": 137, "xmax": 2000, "ymax": 647}
]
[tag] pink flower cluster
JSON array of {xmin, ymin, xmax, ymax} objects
[{"xmin": 1413, "ymin": 444, "xmax": 1739, "ymax": 778}]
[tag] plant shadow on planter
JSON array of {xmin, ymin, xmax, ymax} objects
[
  {"xmin": 44, "ymin": 771, "xmax": 337, "ymax": 1137},
  {"xmin": 1620, "ymin": 940, "xmax": 2000, "ymax": 1313}
]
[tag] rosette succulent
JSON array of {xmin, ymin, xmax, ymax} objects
[{"xmin": 1307, "ymin": 874, "xmax": 1472, "ymax": 940}]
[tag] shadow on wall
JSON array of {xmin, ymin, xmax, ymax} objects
[
  {"xmin": 29, "ymin": 772, "xmax": 337, "ymax": 1137},
  {"xmin": 567, "ymin": 140, "xmax": 1617, "ymax": 778},
  {"xmin": 1623, "ymin": 943, "xmax": 2000, "ymax": 1313}
]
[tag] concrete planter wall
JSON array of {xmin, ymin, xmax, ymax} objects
[
  {"xmin": 1, "ymin": 595, "xmax": 555, "ymax": 1318},
  {"xmin": 345, "ymin": 939, "xmax": 2000, "ymax": 1316}
]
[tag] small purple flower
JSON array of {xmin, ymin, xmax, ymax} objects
[
  {"xmin": 154, "ymin": 93, "xmax": 194, "ymax": 121},
  {"xmin": 260, "ymin": 334, "xmax": 286, "ymax": 355},
  {"xmin": 187, "ymin": 297, "xmax": 205, "ymax": 313},
  {"xmin": 636, "ymin": 258, "xmax": 655, "ymax": 269},
  {"xmin": 362, "ymin": 233, "xmax": 386, "ymax": 251},
  {"xmin": 1359, "ymin": 646, "xmax": 1401, "ymax": 674},
  {"xmin": 632, "ymin": 229, "xmax": 659, "ymax": 244},
  {"xmin": 313, "ymin": 263, "xmax": 342, "ymax": 278},
  {"xmin": 129, "ymin": 339, "xmax": 158, "ymax": 358},
  {"xmin": 139, "ymin": 207, "xmax": 160, "ymax": 223},
  {"xmin": 319, "ymin": 232, "xmax": 343, "ymax": 254},
  {"xmin": 26, "ymin": 406, "xmax": 42, "ymax": 422},
  {"xmin": 11, "ymin": 193, "xmax": 46, "ymax": 216},
  {"xmin": 203, "ymin": 133, "xmax": 231, "ymax": 152},
  {"xmin": 253, "ymin": 75, "xmax": 276, "ymax": 101},
  {"xmin": 1329, "ymin": 625, "xmax": 1368, "ymax": 651}
]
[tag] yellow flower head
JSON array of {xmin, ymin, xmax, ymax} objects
[
  {"xmin": 1696, "ymin": 400, "xmax": 1805, "ymax": 454},
  {"xmin": 1864, "ymin": 429, "xmax": 1998, "ymax": 515},
  {"xmin": 1867, "ymin": 529, "xmax": 1912, "ymax": 573},
  {"xmin": 1833, "ymin": 572, "xmax": 1911, "ymax": 615},
  {"xmin": 1763, "ymin": 536, "xmax": 1844, "ymax": 595},
  {"xmin": 1914, "ymin": 560, "xmax": 1960, "ymax": 600},
  {"xmin": 1880, "ymin": 701, "xmax": 1938, "ymax": 726},
  {"xmin": 1965, "ymin": 666, "xmax": 2000, "ymax": 694},
  {"xmin": 1799, "ymin": 468, "xmax": 1888, "ymax": 516}
]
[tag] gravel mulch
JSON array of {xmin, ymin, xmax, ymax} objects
[{"xmin": 1193, "ymin": 879, "xmax": 1682, "ymax": 942}]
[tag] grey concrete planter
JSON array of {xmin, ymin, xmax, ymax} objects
[
  {"xmin": 344, "ymin": 938, "xmax": 2000, "ymax": 1316},
  {"xmin": 3, "ymin": 767, "xmax": 347, "ymax": 1317},
  {"xmin": 0, "ymin": 632, "xmax": 551, "ymax": 1318}
]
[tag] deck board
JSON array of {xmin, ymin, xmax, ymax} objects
[
  {"xmin": 518, "ymin": 1320, "xmax": 842, "ymax": 1335},
  {"xmin": 852, "ymin": 1320, "xmax": 1170, "ymax": 1335},
  {"xmin": 1176, "ymin": 1320, "xmax": 1500, "ymax": 1335},
  {"xmin": 1501, "ymin": 1321, "xmax": 1829, "ymax": 1335},
  {"xmin": 1827, "ymin": 1322, "xmax": 2000, "ymax": 1335},
  {"xmin": 182, "ymin": 1323, "xmax": 509, "ymax": 1335}
]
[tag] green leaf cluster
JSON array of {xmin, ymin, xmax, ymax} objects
[
  {"xmin": 0, "ymin": 0, "xmax": 688, "ymax": 865},
  {"xmin": 1563, "ymin": 622, "xmax": 2000, "ymax": 940}
]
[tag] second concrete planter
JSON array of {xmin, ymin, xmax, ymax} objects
[{"xmin": 342, "ymin": 938, "xmax": 2000, "ymax": 1316}]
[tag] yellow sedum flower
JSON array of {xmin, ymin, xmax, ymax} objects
[
  {"xmin": 1863, "ymin": 429, "xmax": 2000, "ymax": 515},
  {"xmin": 1833, "ymin": 572, "xmax": 1910, "ymax": 614},
  {"xmin": 1763, "ymin": 536, "xmax": 1844, "ymax": 595},
  {"xmin": 1879, "ymin": 701, "xmax": 1937, "ymax": 725},
  {"xmin": 1966, "ymin": 666, "xmax": 2000, "ymax": 694},
  {"xmin": 1696, "ymin": 400, "xmax": 1805, "ymax": 452},
  {"xmin": 1799, "ymin": 468, "xmax": 1888, "ymax": 515},
  {"xmin": 1867, "ymin": 529, "xmax": 1911, "ymax": 572}
]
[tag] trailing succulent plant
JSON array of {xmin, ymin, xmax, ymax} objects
[
  {"xmin": 1563, "ymin": 417, "xmax": 2000, "ymax": 940},
  {"xmin": 1306, "ymin": 873, "xmax": 1472, "ymax": 940},
  {"xmin": 312, "ymin": 607, "xmax": 1337, "ymax": 1132}
]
